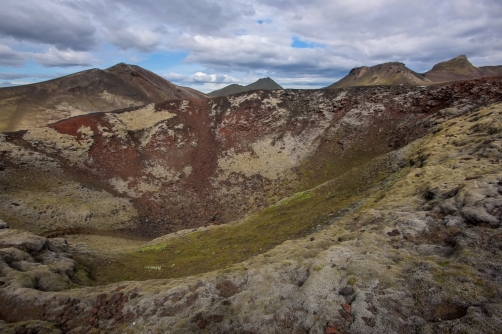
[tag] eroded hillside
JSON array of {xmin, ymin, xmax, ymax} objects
[
  {"xmin": 0, "ymin": 92, "xmax": 501, "ymax": 333},
  {"xmin": 1, "ymin": 78, "xmax": 501, "ymax": 238},
  {"xmin": 0, "ymin": 63, "xmax": 207, "ymax": 133}
]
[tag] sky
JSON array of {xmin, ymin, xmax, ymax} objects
[{"xmin": 0, "ymin": 0, "xmax": 501, "ymax": 93}]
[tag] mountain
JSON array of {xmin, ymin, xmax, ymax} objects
[
  {"xmin": 422, "ymin": 55, "xmax": 491, "ymax": 82},
  {"xmin": 1, "ymin": 76, "xmax": 502, "ymax": 332},
  {"xmin": 0, "ymin": 63, "xmax": 207, "ymax": 132},
  {"xmin": 208, "ymin": 77, "xmax": 282, "ymax": 96},
  {"xmin": 480, "ymin": 65, "xmax": 502, "ymax": 76},
  {"xmin": 327, "ymin": 62, "xmax": 431, "ymax": 89},
  {"xmin": 329, "ymin": 55, "xmax": 502, "ymax": 89}
]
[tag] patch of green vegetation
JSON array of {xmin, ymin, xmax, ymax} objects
[
  {"xmin": 274, "ymin": 191, "xmax": 311, "ymax": 207},
  {"xmin": 140, "ymin": 243, "xmax": 167, "ymax": 252},
  {"xmin": 145, "ymin": 265, "xmax": 162, "ymax": 270},
  {"xmin": 90, "ymin": 151, "xmax": 402, "ymax": 284}
]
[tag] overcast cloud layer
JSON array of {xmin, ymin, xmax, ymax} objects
[{"xmin": 0, "ymin": 0, "xmax": 501, "ymax": 91}]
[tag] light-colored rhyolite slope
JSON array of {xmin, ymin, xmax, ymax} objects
[{"xmin": 1, "ymin": 99, "xmax": 502, "ymax": 333}]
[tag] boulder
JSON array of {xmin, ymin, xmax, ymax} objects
[{"xmin": 0, "ymin": 219, "xmax": 8, "ymax": 229}]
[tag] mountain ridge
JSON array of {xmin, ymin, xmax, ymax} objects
[
  {"xmin": 328, "ymin": 55, "xmax": 502, "ymax": 89},
  {"xmin": 208, "ymin": 77, "xmax": 282, "ymax": 97},
  {"xmin": 0, "ymin": 63, "xmax": 207, "ymax": 132}
]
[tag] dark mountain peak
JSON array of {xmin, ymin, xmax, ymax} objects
[
  {"xmin": 209, "ymin": 77, "xmax": 282, "ymax": 97},
  {"xmin": 246, "ymin": 77, "xmax": 282, "ymax": 91}
]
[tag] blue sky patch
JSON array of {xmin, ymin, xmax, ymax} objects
[{"xmin": 291, "ymin": 36, "xmax": 325, "ymax": 49}]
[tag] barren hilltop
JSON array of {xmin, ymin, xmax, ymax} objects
[
  {"xmin": 0, "ymin": 56, "xmax": 502, "ymax": 333},
  {"xmin": 329, "ymin": 55, "xmax": 502, "ymax": 89},
  {"xmin": 0, "ymin": 63, "xmax": 207, "ymax": 133}
]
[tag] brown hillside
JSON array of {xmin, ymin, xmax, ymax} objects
[
  {"xmin": 480, "ymin": 65, "xmax": 502, "ymax": 76},
  {"xmin": 423, "ymin": 55, "xmax": 488, "ymax": 82},
  {"xmin": 328, "ymin": 62, "xmax": 431, "ymax": 89},
  {"xmin": 0, "ymin": 64, "xmax": 207, "ymax": 132}
]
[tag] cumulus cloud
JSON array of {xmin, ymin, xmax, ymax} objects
[
  {"xmin": 25, "ymin": 47, "xmax": 94, "ymax": 68},
  {"xmin": 114, "ymin": 0, "xmax": 255, "ymax": 35},
  {"xmin": 0, "ymin": 0, "xmax": 501, "ymax": 86},
  {"xmin": 106, "ymin": 28, "xmax": 160, "ymax": 52},
  {"xmin": 0, "ymin": 1, "xmax": 97, "ymax": 51},
  {"xmin": 165, "ymin": 72, "xmax": 241, "ymax": 85},
  {"xmin": 0, "ymin": 45, "xmax": 25, "ymax": 67},
  {"xmin": 179, "ymin": 34, "xmax": 355, "ymax": 78}
]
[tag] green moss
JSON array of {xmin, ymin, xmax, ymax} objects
[
  {"xmin": 274, "ymin": 191, "xmax": 311, "ymax": 207},
  {"xmin": 140, "ymin": 243, "xmax": 167, "ymax": 252},
  {"xmin": 89, "ymin": 151, "xmax": 402, "ymax": 284}
]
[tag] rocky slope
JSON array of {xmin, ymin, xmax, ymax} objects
[
  {"xmin": 0, "ymin": 63, "xmax": 207, "ymax": 133},
  {"xmin": 0, "ymin": 99, "xmax": 502, "ymax": 333},
  {"xmin": 2, "ymin": 78, "xmax": 501, "ymax": 238},
  {"xmin": 0, "ymin": 77, "xmax": 501, "ymax": 333},
  {"xmin": 209, "ymin": 77, "xmax": 282, "ymax": 97}
]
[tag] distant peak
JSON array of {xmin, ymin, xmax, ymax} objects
[
  {"xmin": 106, "ymin": 62, "xmax": 131, "ymax": 71},
  {"xmin": 431, "ymin": 55, "xmax": 474, "ymax": 71}
]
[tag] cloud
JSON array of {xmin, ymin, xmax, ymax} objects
[
  {"xmin": 0, "ymin": 45, "xmax": 25, "ymax": 67},
  {"xmin": 1, "ymin": 0, "xmax": 501, "ymax": 87},
  {"xmin": 25, "ymin": 47, "xmax": 94, "ymax": 68},
  {"xmin": 0, "ymin": 73, "xmax": 55, "ymax": 80},
  {"xmin": 106, "ymin": 28, "xmax": 160, "ymax": 52},
  {"xmin": 0, "ymin": 1, "xmax": 97, "ymax": 51},
  {"xmin": 164, "ymin": 72, "xmax": 241, "ymax": 85},
  {"xmin": 114, "ymin": 0, "xmax": 255, "ymax": 35},
  {"xmin": 179, "ymin": 34, "xmax": 355, "ymax": 78}
]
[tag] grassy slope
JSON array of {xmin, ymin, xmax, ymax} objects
[
  {"xmin": 86, "ymin": 102, "xmax": 502, "ymax": 286},
  {"xmin": 89, "ymin": 146, "xmax": 402, "ymax": 283}
]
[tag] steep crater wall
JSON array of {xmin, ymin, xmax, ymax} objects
[{"xmin": 0, "ymin": 78, "xmax": 501, "ymax": 237}]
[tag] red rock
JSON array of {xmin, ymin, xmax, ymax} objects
[
  {"xmin": 126, "ymin": 312, "xmax": 135, "ymax": 321},
  {"xmin": 198, "ymin": 319, "xmax": 208, "ymax": 329},
  {"xmin": 116, "ymin": 285, "xmax": 126, "ymax": 291},
  {"xmin": 91, "ymin": 307, "xmax": 98, "ymax": 315},
  {"xmin": 325, "ymin": 327, "xmax": 339, "ymax": 334},
  {"xmin": 342, "ymin": 303, "xmax": 351, "ymax": 313}
]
